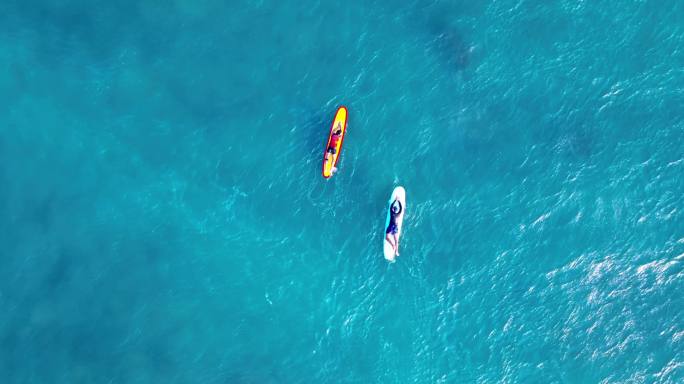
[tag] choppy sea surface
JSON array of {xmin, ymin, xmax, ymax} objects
[{"xmin": 1, "ymin": 1, "xmax": 683, "ymax": 383}]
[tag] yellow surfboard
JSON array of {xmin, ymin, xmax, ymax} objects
[{"xmin": 322, "ymin": 106, "xmax": 348, "ymax": 178}]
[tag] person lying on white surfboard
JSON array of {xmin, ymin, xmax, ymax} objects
[
  {"xmin": 324, "ymin": 124, "xmax": 343, "ymax": 174},
  {"xmin": 385, "ymin": 199, "xmax": 403, "ymax": 256}
]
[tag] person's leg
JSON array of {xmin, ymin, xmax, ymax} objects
[
  {"xmin": 385, "ymin": 233, "xmax": 396, "ymax": 250},
  {"xmin": 393, "ymin": 234, "xmax": 400, "ymax": 255}
]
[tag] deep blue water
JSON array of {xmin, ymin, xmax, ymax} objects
[{"xmin": 1, "ymin": 1, "xmax": 683, "ymax": 383}]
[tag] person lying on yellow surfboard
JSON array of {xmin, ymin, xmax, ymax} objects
[{"xmin": 323, "ymin": 123, "xmax": 343, "ymax": 175}]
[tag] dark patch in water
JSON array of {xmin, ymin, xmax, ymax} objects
[
  {"xmin": 555, "ymin": 127, "xmax": 594, "ymax": 160},
  {"xmin": 299, "ymin": 108, "xmax": 329, "ymax": 160},
  {"xmin": 422, "ymin": 7, "xmax": 473, "ymax": 72},
  {"xmin": 29, "ymin": 193, "xmax": 58, "ymax": 233},
  {"xmin": 165, "ymin": 71, "xmax": 233, "ymax": 127},
  {"xmin": 223, "ymin": 355, "xmax": 282, "ymax": 384},
  {"xmin": 4, "ymin": 1, "xmax": 176, "ymax": 65},
  {"xmin": 430, "ymin": 29, "xmax": 471, "ymax": 71},
  {"xmin": 44, "ymin": 249, "xmax": 73, "ymax": 291},
  {"xmin": 567, "ymin": 131, "xmax": 593, "ymax": 158},
  {"xmin": 345, "ymin": 164, "xmax": 386, "ymax": 234}
]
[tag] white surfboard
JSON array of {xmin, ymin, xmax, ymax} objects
[{"xmin": 383, "ymin": 186, "xmax": 406, "ymax": 262}]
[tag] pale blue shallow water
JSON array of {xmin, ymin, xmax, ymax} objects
[{"xmin": 1, "ymin": 1, "xmax": 683, "ymax": 383}]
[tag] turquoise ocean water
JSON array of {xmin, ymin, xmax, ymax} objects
[{"xmin": 1, "ymin": 1, "xmax": 683, "ymax": 382}]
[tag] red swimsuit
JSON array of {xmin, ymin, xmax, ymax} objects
[{"xmin": 329, "ymin": 134, "xmax": 340, "ymax": 149}]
